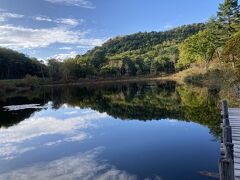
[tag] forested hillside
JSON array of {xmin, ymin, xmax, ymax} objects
[
  {"xmin": 0, "ymin": 48, "xmax": 47, "ymax": 79},
  {"xmin": 79, "ymin": 23, "xmax": 205, "ymax": 77},
  {"xmin": 92, "ymin": 23, "xmax": 205, "ymax": 55},
  {"xmin": 49, "ymin": 23, "xmax": 205, "ymax": 80}
]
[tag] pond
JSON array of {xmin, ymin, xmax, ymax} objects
[{"xmin": 0, "ymin": 81, "xmax": 221, "ymax": 180}]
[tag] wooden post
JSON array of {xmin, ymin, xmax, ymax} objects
[
  {"xmin": 223, "ymin": 126, "xmax": 232, "ymax": 145},
  {"xmin": 219, "ymin": 100, "xmax": 235, "ymax": 180},
  {"xmin": 222, "ymin": 100, "xmax": 229, "ymax": 126},
  {"xmin": 225, "ymin": 143, "xmax": 234, "ymax": 160},
  {"xmin": 219, "ymin": 158, "xmax": 235, "ymax": 180}
]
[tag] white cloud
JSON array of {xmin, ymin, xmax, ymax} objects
[
  {"xmin": 45, "ymin": 0, "xmax": 95, "ymax": 9},
  {"xmin": 0, "ymin": 12, "xmax": 24, "ymax": 22},
  {"xmin": 49, "ymin": 51, "xmax": 78, "ymax": 60},
  {"xmin": 64, "ymin": 110, "xmax": 78, "ymax": 115},
  {"xmin": 0, "ymin": 110, "xmax": 106, "ymax": 144},
  {"xmin": 56, "ymin": 18, "xmax": 81, "ymax": 26},
  {"xmin": 163, "ymin": 24, "xmax": 173, "ymax": 30},
  {"xmin": 0, "ymin": 145, "xmax": 36, "ymax": 160},
  {"xmin": 34, "ymin": 16, "xmax": 84, "ymax": 26},
  {"xmin": 0, "ymin": 11, "xmax": 83, "ymax": 27},
  {"xmin": 65, "ymin": 133, "xmax": 88, "ymax": 142},
  {"xmin": 0, "ymin": 107, "xmax": 108, "ymax": 160},
  {"xmin": 44, "ymin": 133, "xmax": 88, "ymax": 146},
  {"xmin": 0, "ymin": 148, "xmax": 137, "ymax": 180},
  {"xmin": 35, "ymin": 16, "xmax": 53, "ymax": 22},
  {"xmin": 59, "ymin": 46, "xmax": 73, "ymax": 50},
  {"xmin": 0, "ymin": 24, "xmax": 104, "ymax": 49}
]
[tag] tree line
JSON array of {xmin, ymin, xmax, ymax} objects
[{"xmin": 0, "ymin": 48, "xmax": 47, "ymax": 79}]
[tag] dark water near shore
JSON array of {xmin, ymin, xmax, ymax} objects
[{"xmin": 0, "ymin": 81, "xmax": 221, "ymax": 180}]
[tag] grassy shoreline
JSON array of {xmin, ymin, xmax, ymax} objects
[
  {"xmin": 0, "ymin": 64, "xmax": 239, "ymax": 92},
  {"xmin": 1, "ymin": 66, "xmax": 240, "ymax": 108},
  {"xmin": 0, "ymin": 74, "xmax": 178, "ymax": 90},
  {"xmin": 44, "ymin": 76, "xmax": 179, "ymax": 87}
]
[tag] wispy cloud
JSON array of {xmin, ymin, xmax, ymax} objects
[
  {"xmin": 35, "ymin": 16, "xmax": 52, "ymax": 22},
  {"xmin": 163, "ymin": 24, "xmax": 173, "ymax": 30},
  {"xmin": 0, "ymin": 11, "xmax": 83, "ymax": 27},
  {"xmin": 49, "ymin": 51, "xmax": 78, "ymax": 60},
  {"xmin": 59, "ymin": 46, "xmax": 73, "ymax": 50},
  {"xmin": 45, "ymin": 0, "xmax": 95, "ymax": 9},
  {"xmin": 0, "ymin": 24, "xmax": 104, "ymax": 49},
  {"xmin": 0, "ymin": 148, "xmax": 137, "ymax": 180},
  {"xmin": 34, "ymin": 16, "xmax": 84, "ymax": 26},
  {"xmin": 0, "ymin": 12, "xmax": 24, "ymax": 22},
  {"xmin": 57, "ymin": 18, "xmax": 81, "ymax": 26}
]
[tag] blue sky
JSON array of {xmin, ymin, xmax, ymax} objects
[{"xmin": 0, "ymin": 0, "xmax": 222, "ymax": 60}]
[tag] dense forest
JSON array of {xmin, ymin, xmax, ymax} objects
[
  {"xmin": 0, "ymin": 48, "xmax": 47, "ymax": 79},
  {"xmin": 0, "ymin": 0, "xmax": 239, "ymax": 81}
]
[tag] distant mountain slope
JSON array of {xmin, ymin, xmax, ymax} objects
[
  {"xmin": 76, "ymin": 23, "xmax": 206, "ymax": 76},
  {"xmin": 89, "ymin": 23, "xmax": 205, "ymax": 56}
]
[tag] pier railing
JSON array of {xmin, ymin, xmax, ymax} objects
[{"xmin": 219, "ymin": 100, "xmax": 234, "ymax": 180}]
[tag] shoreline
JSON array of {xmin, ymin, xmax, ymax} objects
[
  {"xmin": 44, "ymin": 75, "xmax": 180, "ymax": 87},
  {"xmin": 0, "ymin": 74, "xmax": 181, "ymax": 92}
]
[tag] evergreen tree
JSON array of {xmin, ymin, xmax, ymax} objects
[
  {"xmin": 89, "ymin": 49, "xmax": 107, "ymax": 69},
  {"xmin": 217, "ymin": 0, "xmax": 240, "ymax": 36},
  {"xmin": 206, "ymin": 18, "xmax": 225, "ymax": 62}
]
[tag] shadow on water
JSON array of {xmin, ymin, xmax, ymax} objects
[{"xmin": 0, "ymin": 81, "xmax": 221, "ymax": 137}]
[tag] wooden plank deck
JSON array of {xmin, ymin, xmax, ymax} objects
[{"xmin": 229, "ymin": 108, "xmax": 240, "ymax": 180}]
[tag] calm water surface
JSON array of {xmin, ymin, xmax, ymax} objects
[{"xmin": 0, "ymin": 81, "xmax": 221, "ymax": 180}]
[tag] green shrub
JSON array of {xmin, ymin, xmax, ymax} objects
[
  {"xmin": 15, "ymin": 75, "xmax": 40, "ymax": 88},
  {"xmin": 183, "ymin": 73, "xmax": 205, "ymax": 85}
]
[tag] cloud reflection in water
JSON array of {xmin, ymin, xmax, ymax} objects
[
  {"xmin": 0, "ymin": 105, "xmax": 108, "ymax": 160},
  {"xmin": 0, "ymin": 147, "xmax": 137, "ymax": 180}
]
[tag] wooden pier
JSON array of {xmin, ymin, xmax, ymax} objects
[{"xmin": 219, "ymin": 100, "xmax": 240, "ymax": 180}]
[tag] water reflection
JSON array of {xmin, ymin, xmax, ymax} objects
[
  {"xmin": 0, "ymin": 81, "xmax": 221, "ymax": 137},
  {"xmin": 0, "ymin": 107, "xmax": 107, "ymax": 160},
  {"xmin": 0, "ymin": 81, "xmax": 221, "ymax": 180},
  {"xmin": 0, "ymin": 147, "xmax": 138, "ymax": 180}
]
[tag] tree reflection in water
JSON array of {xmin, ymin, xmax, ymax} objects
[{"xmin": 0, "ymin": 81, "xmax": 221, "ymax": 137}]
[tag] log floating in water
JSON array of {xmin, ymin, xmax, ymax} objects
[{"xmin": 198, "ymin": 171, "xmax": 219, "ymax": 179}]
